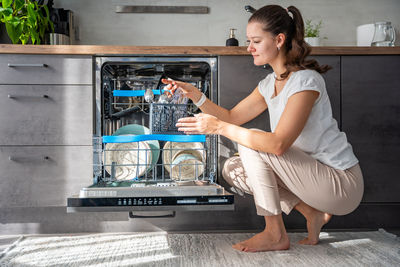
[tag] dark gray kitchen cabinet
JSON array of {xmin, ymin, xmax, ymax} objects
[
  {"xmin": 341, "ymin": 55, "xmax": 400, "ymax": 202},
  {"xmin": 218, "ymin": 56, "xmax": 272, "ymax": 231},
  {"xmin": 218, "ymin": 56, "xmax": 271, "ymax": 162},
  {"xmin": 218, "ymin": 55, "xmax": 400, "ymax": 231},
  {"xmin": 310, "ymin": 56, "xmax": 341, "ymax": 127}
]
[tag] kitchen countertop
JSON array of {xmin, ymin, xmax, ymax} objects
[{"xmin": 0, "ymin": 44, "xmax": 400, "ymax": 55}]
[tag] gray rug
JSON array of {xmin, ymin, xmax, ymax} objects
[{"xmin": 0, "ymin": 229, "xmax": 399, "ymax": 267}]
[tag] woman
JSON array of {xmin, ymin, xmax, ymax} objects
[{"xmin": 162, "ymin": 5, "xmax": 363, "ymax": 253}]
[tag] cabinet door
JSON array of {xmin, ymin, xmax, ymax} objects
[
  {"xmin": 0, "ymin": 85, "xmax": 92, "ymax": 145},
  {"xmin": 218, "ymin": 56, "xmax": 271, "ymax": 160},
  {"xmin": 342, "ymin": 56, "xmax": 400, "ymax": 202},
  {"xmin": 218, "ymin": 56, "xmax": 271, "ymax": 230},
  {"xmin": 309, "ymin": 56, "xmax": 341, "ymax": 127},
  {"xmin": 0, "ymin": 55, "xmax": 92, "ymax": 85},
  {"xmin": 0, "ymin": 146, "xmax": 92, "ymax": 207}
]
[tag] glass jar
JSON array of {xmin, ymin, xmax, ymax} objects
[{"xmin": 371, "ymin": 21, "xmax": 396, "ymax": 47}]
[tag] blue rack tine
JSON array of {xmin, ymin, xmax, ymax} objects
[
  {"xmin": 113, "ymin": 90, "xmax": 165, "ymax": 97},
  {"xmin": 102, "ymin": 134, "xmax": 206, "ymax": 143}
]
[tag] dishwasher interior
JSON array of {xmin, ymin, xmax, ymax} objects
[{"xmin": 67, "ymin": 56, "xmax": 234, "ymax": 214}]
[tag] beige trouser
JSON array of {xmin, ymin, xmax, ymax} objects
[{"xmin": 222, "ymin": 144, "xmax": 364, "ymax": 216}]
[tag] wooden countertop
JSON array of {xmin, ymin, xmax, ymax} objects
[{"xmin": 1, "ymin": 44, "xmax": 400, "ymax": 55}]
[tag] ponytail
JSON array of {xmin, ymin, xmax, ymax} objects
[{"xmin": 249, "ymin": 5, "xmax": 331, "ymax": 78}]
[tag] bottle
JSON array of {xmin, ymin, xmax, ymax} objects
[{"xmin": 226, "ymin": 28, "xmax": 239, "ymax": 46}]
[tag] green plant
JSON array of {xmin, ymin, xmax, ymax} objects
[
  {"xmin": 0, "ymin": 0, "xmax": 54, "ymax": 44},
  {"xmin": 305, "ymin": 19, "xmax": 322, "ymax": 38}
]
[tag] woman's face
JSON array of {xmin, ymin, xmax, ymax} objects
[{"xmin": 246, "ymin": 22, "xmax": 278, "ymax": 66}]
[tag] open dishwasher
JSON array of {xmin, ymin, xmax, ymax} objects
[{"xmin": 67, "ymin": 56, "xmax": 234, "ymax": 216}]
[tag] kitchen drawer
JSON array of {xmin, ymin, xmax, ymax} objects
[
  {"xmin": 0, "ymin": 54, "xmax": 92, "ymax": 85},
  {"xmin": 0, "ymin": 85, "xmax": 92, "ymax": 145},
  {"xmin": 0, "ymin": 146, "xmax": 92, "ymax": 207}
]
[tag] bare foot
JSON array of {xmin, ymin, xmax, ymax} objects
[
  {"xmin": 298, "ymin": 211, "xmax": 332, "ymax": 245},
  {"xmin": 232, "ymin": 230, "xmax": 290, "ymax": 252}
]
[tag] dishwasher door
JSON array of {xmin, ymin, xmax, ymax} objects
[{"xmin": 67, "ymin": 56, "xmax": 234, "ymax": 214}]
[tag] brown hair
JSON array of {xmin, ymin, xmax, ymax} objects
[{"xmin": 249, "ymin": 5, "xmax": 331, "ymax": 78}]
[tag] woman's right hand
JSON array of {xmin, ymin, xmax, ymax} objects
[{"xmin": 161, "ymin": 78, "xmax": 203, "ymax": 103}]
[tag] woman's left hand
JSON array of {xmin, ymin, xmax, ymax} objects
[{"xmin": 176, "ymin": 113, "xmax": 222, "ymax": 135}]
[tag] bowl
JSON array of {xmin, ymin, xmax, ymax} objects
[
  {"xmin": 162, "ymin": 141, "xmax": 206, "ymax": 180},
  {"xmin": 170, "ymin": 153, "xmax": 204, "ymax": 180}
]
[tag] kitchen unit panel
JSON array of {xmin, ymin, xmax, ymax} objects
[
  {"xmin": 0, "ymin": 146, "xmax": 92, "ymax": 207},
  {"xmin": 218, "ymin": 56, "xmax": 271, "ymax": 127},
  {"xmin": 0, "ymin": 55, "xmax": 92, "ymax": 85},
  {"xmin": 309, "ymin": 56, "xmax": 341, "ymax": 127},
  {"xmin": 218, "ymin": 56, "xmax": 271, "ymax": 162},
  {"xmin": 0, "ymin": 85, "xmax": 92, "ymax": 145},
  {"xmin": 342, "ymin": 55, "xmax": 400, "ymax": 202},
  {"xmin": 218, "ymin": 56, "xmax": 272, "ymax": 231}
]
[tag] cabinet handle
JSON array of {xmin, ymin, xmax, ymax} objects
[
  {"xmin": 8, "ymin": 94, "xmax": 50, "ymax": 99},
  {"xmin": 9, "ymin": 156, "xmax": 50, "ymax": 162},
  {"xmin": 7, "ymin": 63, "xmax": 48, "ymax": 68}
]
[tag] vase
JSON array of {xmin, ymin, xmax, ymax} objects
[{"xmin": 305, "ymin": 37, "xmax": 321, "ymax": 46}]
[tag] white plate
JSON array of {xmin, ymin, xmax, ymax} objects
[
  {"xmin": 162, "ymin": 141, "xmax": 205, "ymax": 179},
  {"xmin": 105, "ymin": 141, "xmax": 152, "ymax": 181}
]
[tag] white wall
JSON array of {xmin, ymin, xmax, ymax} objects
[{"xmin": 51, "ymin": 0, "xmax": 399, "ymax": 46}]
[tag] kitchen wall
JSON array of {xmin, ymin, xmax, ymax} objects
[
  {"xmin": 51, "ymin": 0, "xmax": 399, "ymax": 46},
  {"xmin": 0, "ymin": 0, "xmax": 399, "ymax": 46}
]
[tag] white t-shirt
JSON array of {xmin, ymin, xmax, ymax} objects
[{"xmin": 258, "ymin": 69, "xmax": 358, "ymax": 170}]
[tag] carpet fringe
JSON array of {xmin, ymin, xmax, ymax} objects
[
  {"xmin": 0, "ymin": 236, "xmax": 24, "ymax": 261},
  {"xmin": 378, "ymin": 228, "xmax": 399, "ymax": 240}
]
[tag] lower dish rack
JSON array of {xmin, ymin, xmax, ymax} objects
[
  {"xmin": 67, "ymin": 134, "xmax": 234, "ymax": 213},
  {"xmin": 96, "ymin": 134, "xmax": 213, "ymax": 184}
]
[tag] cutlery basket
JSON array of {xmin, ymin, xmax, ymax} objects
[{"xmin": 150, "ymin": 103, "xmax": 192, "ymax": 134}]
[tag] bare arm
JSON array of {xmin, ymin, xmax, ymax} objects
[
  {"xmin": 179, "ymin": 90, "xmax": 319, "ymax": 156},
  {"xmin": 162, "ymin": 79, "xmax": 267, "ymax": 126},
  {"xmin": 198, "ymin": 87, "xmax": 268, "ymax": 125},
  {"xmin": 218, "ymin": 90, "xmax": 319, "ymax": 155}
]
